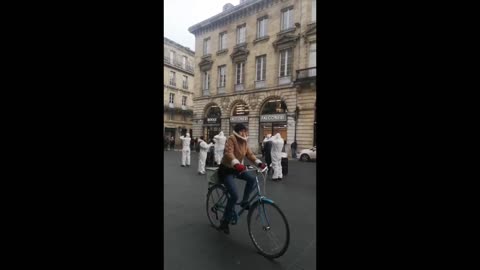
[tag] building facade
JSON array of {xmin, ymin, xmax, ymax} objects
[
  {"xmin": 188, "ymin": 0, "xmax": 316, "ymax": 155},
  {"xmin": 163, "ymin": 37, "xmax": 195, "ymax": 147}
]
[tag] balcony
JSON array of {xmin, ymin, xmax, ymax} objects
[
  {"xmin": 169, "ymin": 80, "xmax": 176, "ymax": 86},
  {"xmin": 202, "ymin": 90, "xmax": 210, "ymax": 96},
  {"xmin": 235, "ymin": 83, "xmax": 244, "ymax": 91},
  {"xmin": 294, "ymin": 67, "xmax": 316, "ymax": 85},
  {"xmin": 182, "ymin": 82, "xmax": 188, "ymax": 89},
  {"xmin": 218, "ymin": 87, "xmax": 225, "ymax": 94}
]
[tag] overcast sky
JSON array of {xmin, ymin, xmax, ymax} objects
[{"xmin": 164, "ymin": 0, "xmax": 238, "ymax": 51}]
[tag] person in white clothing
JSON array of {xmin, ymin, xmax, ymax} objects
[
  {"xmin": 197, "ymin": 136, "xmax": 213, "ymax": 175},
  {"xmin": 270, "ymin": 133, "xmax": 284, "ymax": 181},
  {"xmin": 180, "ymin": 133, "xmax": 191, "ymax": 167},
  {"xmin": 213, "ymin": 131, "xmax": 226, "ymax": 165}
]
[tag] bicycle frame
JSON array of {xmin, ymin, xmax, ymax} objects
[{"xmin": 209, "ymin": 167, "xmax": 273, "ymax": 221}]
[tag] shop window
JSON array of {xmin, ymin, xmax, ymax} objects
[{"xmin": 261, "ymin": 99, "xmax": 287, "ymax": 114}]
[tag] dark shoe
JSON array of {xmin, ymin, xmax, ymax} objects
[
  {"xmin": 181, "ymin": 165, "xmax": 185, "ymax": 167},
  {"xmin": 218, "ymin": 220, "xmax": 230, "ymax": 234}
]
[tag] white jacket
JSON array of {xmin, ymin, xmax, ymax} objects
[
  {"xmin": 213, "ymin": 131, "xmax": 226, "ymax": 150},
  {"xmin": 180, "ymin": 134, "xmax": 191, "ymax": 150}
]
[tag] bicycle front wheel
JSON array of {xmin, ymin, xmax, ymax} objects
[
  {"xmin": 206, "ymin": 184, "xmax": 228, "ymax": 229},
  {"xmin": 247, "ymin": 200, "xmax": 290, "ymax": 258}
]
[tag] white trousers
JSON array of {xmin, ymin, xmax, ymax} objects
[
  {"xmin": 198, "ymin": 151, "xmax": 207, "ymax": 173},
  {"xmin": 271, "ymin": 157, "xmax": 283, "ymax": 179},
  {"xmin": 182, "ymin": 148, "xmax": 191, "ymax": 166},
  {"xmin": 214, "ymin": 149, "xmax": 224, "ymax": 164}
]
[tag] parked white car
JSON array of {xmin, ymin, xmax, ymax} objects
[{"xmin": 297, "ymin": 146, "xmax": 316, "ymax": 162}]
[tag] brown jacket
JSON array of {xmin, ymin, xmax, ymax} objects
[{"xmin": 221, "ymin": 132, "xmax": 261, "ymax": 168}]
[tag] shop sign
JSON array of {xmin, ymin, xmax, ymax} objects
[
  {"xmin": 260, "ymin": 114, "xmax": 287, "ymax": 122},
  {"xmin": 230, "ymin": 116, "xmax": 248, "ymax": 123},
  {"xmin": 203, "ymin": 117, "xmax": 220, "ymax": 126}
]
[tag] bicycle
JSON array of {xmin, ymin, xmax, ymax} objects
[{"xmin": 205, "ymin": 165, "xmax": 290, "ymax": 259}]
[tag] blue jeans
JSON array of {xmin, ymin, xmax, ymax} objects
[{"xmin": 222, "ymin": 170, "xmax": 256, "ymax": 222}]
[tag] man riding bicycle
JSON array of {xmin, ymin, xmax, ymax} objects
[{"xmin": 217, "ymin": 123, "xmax": 266, "ymax": 234}]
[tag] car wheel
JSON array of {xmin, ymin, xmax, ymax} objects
[{"xmin": 300, "ymin": 154, "xmax": 310, "ymax": 162}]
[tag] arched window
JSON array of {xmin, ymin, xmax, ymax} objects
[
  {"xmin": 232, "ymin": 103, "xmax": 249, "ymax": 116},
  {"xmin": 206, "ymin": 105, "xmax": 221, "ymax": 118},
  {"xmin": 261, "ymin": 99, "xmax": 288, "ymax": 115}
]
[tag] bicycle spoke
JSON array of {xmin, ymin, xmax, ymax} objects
[{"xmin": 248, "ymin": 201, "xmax": 290, "ymax": 258}]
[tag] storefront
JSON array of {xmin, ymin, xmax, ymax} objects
[
  {"xmin": 203, "ymin": 105, "xmax": 221, "ymax": 142},
  {"xmin": 259, "ymin": 99, "xmax": 288, "ymax": 143},
  {"xmin": 229, "ymin": 102, "xmax": 249, "ymax": 134}
]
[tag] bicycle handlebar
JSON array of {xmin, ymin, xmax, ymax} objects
[{"xmin": 239, "ymin": 166, "xmax": 268, "ymax": 175}]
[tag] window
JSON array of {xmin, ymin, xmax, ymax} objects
[
  {"xmin": 219, "ymin": 32, "xmax": 227, "ymax": 50},
  {"xmin": 256, "ymin": 55, "xmax": 266, "ymax": 81},
  {"xmin": 257, "ymin": 17, "xmax": 268, "ymax": 38},
  {"xmin": 312, "ymin": 0, "xmax": 316, "ymax": 22},
  {"xmin": 182, "ymin": 75, "xmax": 188, "ymax": 89},
  {"xmin": 203, "ymin": 71, "xmax": 210, "ymax": 90},
  {"xmin": 236, "ymin": 62, "xmax": 244, "ymax": 85},
  {"xmin": 218, "ymin": 65, "xmax": 226, "ymax": 88},
  {"xmin": 169, "ymin": 71, "xmax": 176, "ymax": 86},
  {"xmin": 279, "ymin": 48, "xmax": 293, "ymax": 77},
  {"xmin": 308, "ymin": 43, "xmax": 316, "ymax": 76},
  {"xmin": 182, "ymin": 96, "xmax": 187, "ymax": 106},
  {"xmin": 281, "ymin": 7, "xmax": 294, "ymax": 31},
  {"xmin": 203, "ymin": 38, "xmax": 210, "ymax": 55},
  {"xmin": 236, "ymin": 25, "xmax": 246, "ymax": 44},
  {"xmin": 170, "ymin": 50, "xmax": 176, "ymax": 62},
  {"xmin": 182, "ymin": 56, "xmax": 187, "ymax": 69},
  {"xmin": 169, "ymin": 93, "xmax": 174, "ymax": 104}
]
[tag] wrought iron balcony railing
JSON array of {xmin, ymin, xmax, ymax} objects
[{"xmin": 295, "ymin": 67, "xmax": 317, "ymax": 82}]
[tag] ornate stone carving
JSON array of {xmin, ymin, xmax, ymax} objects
[
  {"xmin": 220, "ymin": 96, "xmax": 230, "ymax": 112},
  {"xmin": 230, "ymin": 45, "xmax": 249, "ymax": 63},
  {"xmin": 198, "ymin": 56, "xmax": 213, "ymax": 71},
  {"xmin": 272, "ymin": 34, "xmax": 300, "ymax": 51},
  {"xmin": 248, "ymin": 93, "xmax": 260, "ymax": 111},
  {"xmin": 303, "ymin": 22, "xmax": 317, "ymax": 43}
]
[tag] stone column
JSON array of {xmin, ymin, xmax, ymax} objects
[
  {"xmin": 192, "ymin": 118, "xmax": 203, "ymax": 139},
  {"xmin": 248, "ymin": 116, "xmax": 260, "ymax": 153},
  {"xmin": 221, "ymin": 117, "xmax": 230, "ymax": 136},
  {"xmin": 287, "ymin": 113, "xmax": 296, "ymax": 158}
]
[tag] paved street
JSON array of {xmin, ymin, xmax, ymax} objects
[{"xmin": 164, "ymin": 150, "xmax": 316, "ymax": 270}]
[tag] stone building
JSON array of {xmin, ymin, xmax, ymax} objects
[
  {"xmin": 188, "ymin": 0, "xmax": 316, "ymax": 155},
  {"xmin": 163, "ymin": 37, "xmax": 195, "ymax": 148}
]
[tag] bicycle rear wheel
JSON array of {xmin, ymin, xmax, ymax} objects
[
  {"xmin": 247, "ymin": 200, "xmax": 290, "ymax": 258},
  {"xmin": 206, "ymin": 184, "xmax": 228, "ymax": 229}
]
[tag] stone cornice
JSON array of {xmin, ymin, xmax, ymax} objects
[
  {"xmin": 193, "ymin": 84, "xmax": 294, "ymax": 101},
  {"xmin": 164, "ymin": 84, "xmax": 195, "ymax": 95},
  {"xmin": 164, "ymin": 37, "xmax": 195, "ymax": 55},
  {"xmin": 188, "ymin": 0, "xmax": 272, "ymax": 36}
]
